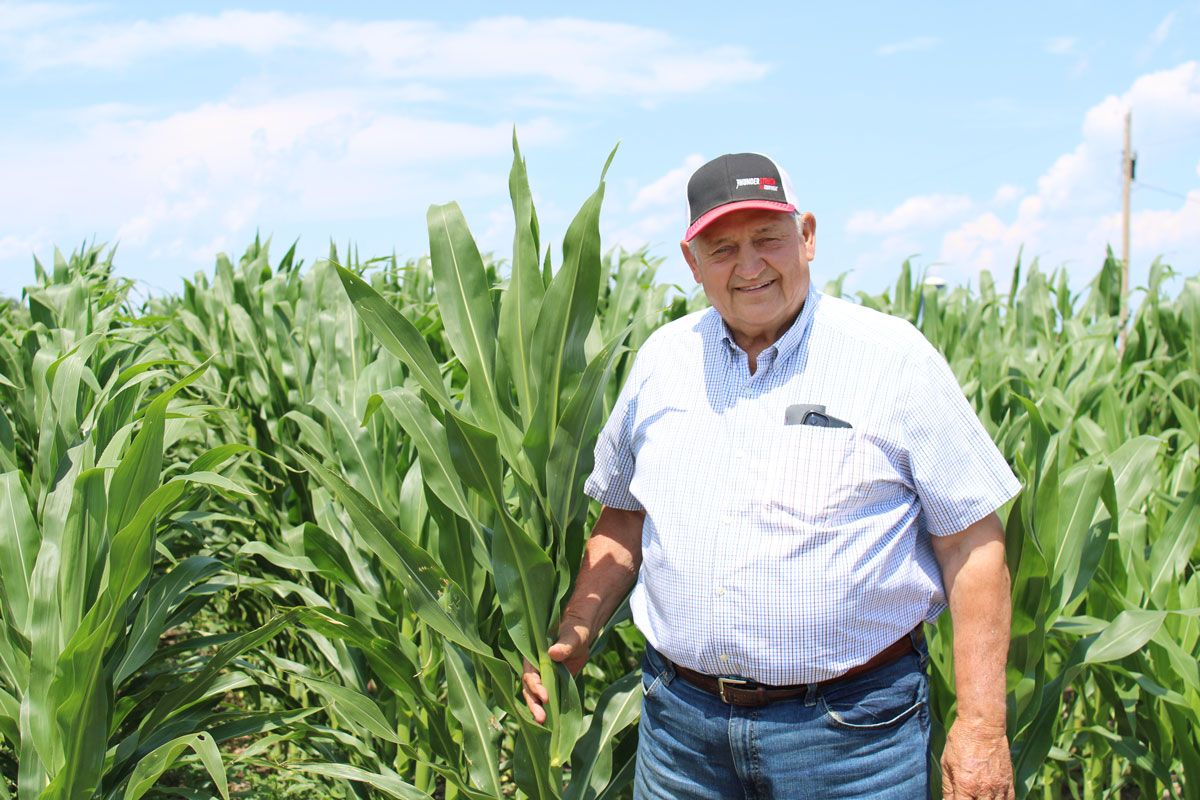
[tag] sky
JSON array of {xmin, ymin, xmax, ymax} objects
[{"xmin": 1, "ymin": 2, "xmax": 1198, "ymax": 301}]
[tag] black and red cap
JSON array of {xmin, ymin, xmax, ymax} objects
[{"xmin": 684, "ymin": 152, "xmax": 797, "ymax": 242}]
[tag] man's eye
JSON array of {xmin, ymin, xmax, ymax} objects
[{"xmin": 711, "ymin": 246, "xmax": 734, "ymax": 257}]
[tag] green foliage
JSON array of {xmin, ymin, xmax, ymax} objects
[
  {"xmin": 1, "ymin": 142, "xmax": 1197, "ymax": 799},
  {"xmin": 857, "ymin": 256, "xmax": 1200, "ymax": 799},
  {"xmin": 0, "ymin": 251, "xmax": 297, "ymax": 798}
]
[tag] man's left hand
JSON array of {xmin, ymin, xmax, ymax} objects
[{"xmin": 940, "ymin": 721, "xmax": 1014, "ymax": 800}]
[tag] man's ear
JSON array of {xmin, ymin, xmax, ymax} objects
[
  {"xmin": 680, "ymin": 240, "xmax": 702, "ymax": 283},
  {"xmin": 800, "ymin": 213, "xmax": 817, "ymax": 260}
]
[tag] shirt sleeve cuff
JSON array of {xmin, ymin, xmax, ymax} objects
[
  {"xmin": 584, "ymin": 475, "xmax": 644, "ymax": 512},
  {"xmin": 925, "ymin": 473, "xmax": 1022, "ymax": 537}
]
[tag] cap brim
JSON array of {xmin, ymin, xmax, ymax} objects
[{"xmin": 684, "ymin": 200, "xmax": 796, "ymax": 242}]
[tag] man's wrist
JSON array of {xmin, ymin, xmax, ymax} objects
[
  {"xmin": 950, "ymin": 712, "xmax": 1007, "ymax": 735},
  {"xmin": 556, "ymin": 611, "xmax": 595, "ymax": 645}
]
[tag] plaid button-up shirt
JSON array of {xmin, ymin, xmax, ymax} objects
[{"xmin": 584, "ymin": 288, "xmax": 1021, "ymax": 685}]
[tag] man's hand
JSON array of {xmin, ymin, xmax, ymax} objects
[
  {"xmin": 521, "ymin": 618, "xmax": 591, "ymax": 725},
  {"xmin": 520, "ymin": 505, "xmax": 643, "ymax": 725},
  {"xmin": 941, "ymin": 721, "xmax": 1014, "ymax": 799}
]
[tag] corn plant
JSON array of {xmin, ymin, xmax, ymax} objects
[
  {"xmin": 3, "ymin": 145, "xmax": 1197, "ymax": 799},
  {"xmin": 840, "ymin": 253, "xmax": 1200, "ymax": 797},
  {"xmin": 263, "ymin": 136, "xmax": 653, "ymax": 799},
  {"xmin": 138, "ymin": 168, "xmax": 676, "ymax": 795},
  {"xmin": 0, "ymin": 251, "xmax": 298, "ymax": 799}
]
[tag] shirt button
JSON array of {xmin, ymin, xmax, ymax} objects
[{"xmin": 716, "ymin": 586, "xmax": 725, "ymax": 596}]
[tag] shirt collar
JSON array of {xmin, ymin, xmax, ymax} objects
[{"xmin": 705, "ymin": 286, "xmax": 822, "ymax": 364}]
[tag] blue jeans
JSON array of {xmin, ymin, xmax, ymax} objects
[{"xmin": 634, "ymin": 636, "xmax": 931, "ymax": 799}]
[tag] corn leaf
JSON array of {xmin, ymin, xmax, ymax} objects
[
  {"xmin": 1084, "ymin": 609, "xmax": 1168, "ymax": 664},
  {"xmin": 443, "ymin": 643, "xmax": 503, "ymax": 796},
  {"xmin": 499, "ymin": 132, "xmax": 546, "ymax": 428},
  {"xmin": 0, "ymin": 472, "xmax": 39, "ymax": 632},
  {"xmin": 295, "ymin": 673, "xmax": 402, "ymax": 744},
  {"xmin": 377, "ymin": 387, "xmax": 473, "ymax": 523},
  {"xmin": 427, "ymin": 202, "xmax": 503, "ymax": 433},
  {"xmin": 564, "ymin": 670, "xmax": 641, "ymax": 800},
  {"xmin": 334, "ymin": 265, "xmax": 450, "ymax": 408},
  {"xmin": 295, "ymin": 764, "xmax": 427, "ymax": 800},
  {"xmin": 294, "ymin": 450, "xmax": 490, "ymax": 657},
  {"xmin": 1148, "ymin": 487, "xmax": 1200, "ymax": 605},
  {"xmin": 121, "ymin": 731, "xmax": 228, "ymax": 800},
  {"xmin": 547, "ymin": 329, "xmax": 631, "ymax": 531},
  {"xmin": 525, "ymin": 148, "xmax": 614, "ymax": 479}
]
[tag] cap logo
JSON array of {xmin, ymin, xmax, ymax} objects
[{"xmin": 735, "ymin": 177, "xmax": 779, "ymax": 191}]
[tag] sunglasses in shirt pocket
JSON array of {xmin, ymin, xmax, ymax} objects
[{"xmin": 784, "ymin": 403, "xmax": 853, "ymax": 429}]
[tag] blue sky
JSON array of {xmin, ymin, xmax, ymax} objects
[{"xmin": 1, "ymin": 2, "xmax": 1198, "ymax": 300}]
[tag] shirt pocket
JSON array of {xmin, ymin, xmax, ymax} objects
[{"xmin": 760, "ymin": 425, "xmax": 865, "ymax": 525}]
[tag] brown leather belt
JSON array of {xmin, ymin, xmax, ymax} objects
[{"xmin": 668, "ymin": 631, "xmax": 920, "ymax": 708}]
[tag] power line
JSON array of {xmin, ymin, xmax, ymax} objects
[{"xmin": 1135, "ymin": 182, "xmax": 1200, "ymax": 204}]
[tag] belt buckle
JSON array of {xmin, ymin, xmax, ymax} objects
[{"xmin": 717, "ymin": 677, "xmax": 750, "ymax": 704}]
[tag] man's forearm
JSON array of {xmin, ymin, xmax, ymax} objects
[
  {"xmin": 559, "ymin": 506, "xmax": 645, "ymax": 640},
  {"xmin": 934, "ymin": 513, "xmax": 1011, "ymax": 729}
]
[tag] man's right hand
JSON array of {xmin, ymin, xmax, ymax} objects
[
  {"xmin": 521, "ymin": 505, "xmax": 644, "ymax": 724},
  {"xmin": 521, "ymin": 619, "xmax": 591, "ymax": 724}
]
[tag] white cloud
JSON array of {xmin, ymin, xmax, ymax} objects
[
  {"xmin": 631, "ymin": 154, "xmax": 704, "ymax": 212},
  {"xmin": 607, "ymin": 210, "xmax": 682, "ymax": 252},
  {"xmin": 876, "ymin": 36, "xmax": 941, "ymax": 57},
  {"xmin": 1128, "ymin": 188, "xmax": 1200, "ymax": 260},
  {"xmin": 16, "ymin": 10, "xmax": 310, "ymax": 69},
  {"xmin": 604, "ymin": 155, "xmax": 706, "ymax": 273},
  {"xmin": 992, "ymin": 184, "xmax": 1023, "ymax": 205},
  {"xmin": 843, "ymin": 199, "xmax": 978, "ymax": 283},
  {"xmin": 1027, "ymin": 60, "xmax": 1200, "ymax": 215},
  {"xmin": 846, "ymin": 233, "xmax": 925, "ymax": 285},
  {"xmin": 939, "ymin": 211, "xmax": 1030, "ymax": 275},
  {"xmin": 935, "ymin": 63, "xmax": 1200, "ymax": 282},
  {"xmin": 847, "ymin": 62, "xmax": 1200, "ymax": 288},
  {"xmin": 0, "ymin": 91, "xmax": 566, "ymax": 274},
  {"xmin": 0, "ymin": 1, "xmax": 93, "ymax": 33},
  {"xmin": 333, "ymin": 18, "xmax": 770, "ymax": 95},
  {"xmin": 0, "ymin": 6, "xmax": 771, "ymax": 295},
  {"xmin": 1092, "ymin": 61, "xmax": 1200, "ymax": 137},
  {"xmin": 605, "ymin": 155, "xmax": 707, "ymax": 282},
  {"xmin": 845, "ymin": 194, "xmax": 973, "ymax": 236},
  {"xmin": 1, "ymin": 9, "xmax": 768, "ymax": 98}
]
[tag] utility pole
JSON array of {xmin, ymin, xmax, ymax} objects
[{"xmin": 1118, "ymin": 110, "xmax": 1134, "ymax": 356}]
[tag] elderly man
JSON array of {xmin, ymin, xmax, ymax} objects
[{"xmin": 523, "ymin": 153, "xmax": 1020, "ymax": 799}]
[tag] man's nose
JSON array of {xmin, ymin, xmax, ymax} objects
[{"xmin": 734, "ymin": 249, "xmax": 767, "ymax": 279}]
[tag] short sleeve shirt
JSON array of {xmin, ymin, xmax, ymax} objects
[{"xmin": 583, "ymin": 288, "xmax": 1021, "ymax": 685}]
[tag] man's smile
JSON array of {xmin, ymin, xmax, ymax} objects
[{"xmin": 735, "ymin": 279, "xmax": 776, "ymax": 293}]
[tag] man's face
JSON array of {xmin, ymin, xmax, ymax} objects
[{"xmin": 680, "ymin": 208, "xmax": 817, "ymax": 348}]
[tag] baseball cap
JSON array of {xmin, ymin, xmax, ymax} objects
[{"xmin": 684, "ymin": 153, "xmax": 798, "ymax": 242}]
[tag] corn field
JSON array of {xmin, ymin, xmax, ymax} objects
[{"xmin": 0, "ymin": 141, "xmax": 1197, "ymax": 799}]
